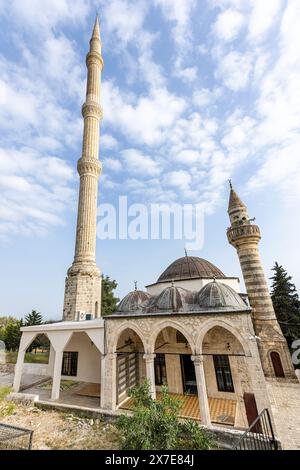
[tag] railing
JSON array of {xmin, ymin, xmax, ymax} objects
[
  {"xmin": 233, "ymin": 409, "xmax": 279, "ymax": 450},
  {"xmin": 0, "ymin": 422, "xmax": 33, "ymax": 450}
]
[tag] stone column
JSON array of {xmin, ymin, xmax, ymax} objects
[
  {"xmin": 192, "ymin": 355, "xmax": 211, "ymax": 427},
  {"xmin": 13, "ymin": 332, "xmax": 37, "ymax": 392},
  {"xmin": 51, "ymin": 350, "xmax": 64, "ymax": 400},
  {"xmin": 100, "ymin": 353, "xmax": 117, "ymax": 410},
  {"xmin": 143, "ymin": 353, "xmax": 156, "ymax": 399}
]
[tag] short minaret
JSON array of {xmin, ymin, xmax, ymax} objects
[
  {"xmin": 63, "ymin": 16, "xmax": 104, "ymax": 321},
  {"xmin": 227, "ymin": 182, "xmax": 296, "ymax": 380}
]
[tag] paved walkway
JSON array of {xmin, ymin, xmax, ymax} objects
[
  {"xmin": 266, "ymin": 379, "xmax": 300, "ymax": 450},
  {"xmin": 0, "ymin": 372, "xmax": 48, "ymax": 390},
  {"xmin": 0, "ymin": 372, "xmax": 14, "ymax": 387},
  {"xmin": 121, "ymin": 393, "xmax": 236, "ymax": 426}
]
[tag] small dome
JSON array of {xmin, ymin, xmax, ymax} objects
[
  {"xmin": 117, "ymin": 290, "xmax": 151, "ymax": 313},
  {"xmin": 198, "ymin": 281, "xmax": 248, "ymax": 310},
  {"xmin": 158, "ymin": 256, "xmax": 225, "ymax": 282},
  {"xmin": 146, "ymin": 286, "xmax": 195, "ymax": 313}
]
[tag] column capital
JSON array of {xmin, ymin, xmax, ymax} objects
[
  {"xmin": 191, "ymin": 354, "xmax": 204, "ymax": 365},
  {"xmin": 143, "ymin": 353, "xmax": 156, "ymax": 362}
]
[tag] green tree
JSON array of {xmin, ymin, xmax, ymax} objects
[
  {"xmin": 24, "ymin": 310, "xmax": 43, "ymax": 352},
  {"xmin": 101, "ymin": 275, "xmax": 119, "ymax": 316},
  {"xmin": 3, "ymin": 320, "xmax": 23, "ymax": 351},
  {"xmin": 24, "ymin": 310, "xmax": 43, "ymax": 326},
  {"xmin": 270, "ymin": 262, "xmax": 300, "ymax": 348},
  {"xmin": 116, "ymin": 380, "xmax": 213, "ymax": 450}
]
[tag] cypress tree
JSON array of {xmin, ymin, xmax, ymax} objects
[{"xmin": 270, "ymin": 262, "xmax": 300, "ymax": 349}]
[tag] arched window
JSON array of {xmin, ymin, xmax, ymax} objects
[{"xmin": 270, "ymin": 351, "xmax": 285, "ymax": 378}]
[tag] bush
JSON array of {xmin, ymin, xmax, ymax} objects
[{"xmin": 116, "ymin": 380, "xmax": 213, "ymax": 450}]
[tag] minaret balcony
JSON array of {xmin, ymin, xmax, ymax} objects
[
  {"xmin": 86, "ymin": 51, "xmax": 104, "ymax": 69},
  {"xmin": 82, "ymin": 102, "xmax": 103, "ymax": 119},
  {"xmin": 77, "ymin": 158, "xmax": 102, "ymax": 177},
  {"xmin": 227, "ymin": 224, "xmax": 261, "ymax": 244}
]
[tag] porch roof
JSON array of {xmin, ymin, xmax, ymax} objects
[{"xmin": 20, "ymin": 319, "xmax": 104, "ymax": 333}]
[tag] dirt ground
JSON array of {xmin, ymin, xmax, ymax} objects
[{"xmin": 0, "ymin": 393, "xmax": 119, "ymax": 450}]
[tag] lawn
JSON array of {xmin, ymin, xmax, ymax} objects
[{"xmin": 4, "ymin": 351, "xmax": 49, "ymax": 364}]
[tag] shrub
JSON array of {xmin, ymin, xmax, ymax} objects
[{"xmin": 116, "ymin": 380, "xmax": 213, "ymax": 450}]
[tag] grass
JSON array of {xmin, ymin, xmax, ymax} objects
[
  {"xmin": 0, "ymin": 386, "xmax": 16, "ymax": 417},
  {"xmin": 0, "ymin": 386, "xmax": 12, "ymax": 401},
  {"xmin": 4, "ymin": 351, "xmax": 49, "ymax": 364}
]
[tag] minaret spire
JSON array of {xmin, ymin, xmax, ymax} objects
[
  {"xmin": 63, "ymin": 17, "xmax": 104, "ymax": 321},
  {"xmin": 227, "ymin": 186, "xmax": 296, "ymax": 380},
  {"xmin": 92, "ymin": 14, "xmax": 100, "ymax": 39}
]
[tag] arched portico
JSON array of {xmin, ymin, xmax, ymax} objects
[
  {"xmin": 197, "ymin": 322, "xmax": 253, "ymax": 428},
  {"xmin": 149, "ymin": 320, "xmax": 196, "ymax": 354},
  {"xmin": 112, "ymin": 327, "xmax": 147, "ymax": 406},
  {"xmin": 150, "ymin": 322, "xmax": 211, "ymax": 427},
  {"xmin": 196, "ymin": 319, "xmax": 251, "ymax": 356}
]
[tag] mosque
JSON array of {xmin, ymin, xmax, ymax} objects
[{"xmin": 12, "ymin": 17, "xmax": 297, "ymax": 434}]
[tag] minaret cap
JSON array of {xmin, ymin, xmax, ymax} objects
[{"xmin": 228, "ymin": 182, "xmax": 247, "ymax": 214}]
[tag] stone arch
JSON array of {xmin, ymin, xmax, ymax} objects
[
  {"xmin": 149, "ymin": 320, "xmax": 196, "ymax": 354},
  {"xmin": 112, "ymin": 322, "xmax": 148, "ymax": 353},
  {"xmin": 195, "ymin": 319, "xmax": 251, "ymax": 356}
]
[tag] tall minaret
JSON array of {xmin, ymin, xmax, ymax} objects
[
  {"xmin": 63, "ymin": 16, "xmax": 103, "ymax": 321},
  {"xmin": 227, "ymin": 183, "xmax": 296, "ymax": 380}
]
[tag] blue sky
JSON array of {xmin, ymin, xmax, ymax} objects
[{"xmin": 0, "ymin": 0, "xmax": 300, "ymax": 320}]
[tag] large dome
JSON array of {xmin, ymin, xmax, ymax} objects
[
  {"xmin": 157, "ymin": 256, "xmax": 225, "ymax": 282},
  {"xmin": 198, "ymin": 281, "xmax": 247, "ymax": 310}
]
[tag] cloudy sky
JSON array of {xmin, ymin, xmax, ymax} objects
[{"xmin": 0, "ymin": 0, "xmax": 299, "ymax": 320}]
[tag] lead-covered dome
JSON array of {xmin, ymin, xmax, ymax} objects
[
  {"xmin": 117, "ymin": 290, "xmax": 152, "ymax": 313},
  {"xmin": 198, "ymin": 281, "xmax": 247, "ymax": 310},
  {"xmin": 158, "ymin": 256, "xmax": 225, "ymax": 282},
  {"xmin": 145, "ymin": 286, "xmax": 195, "ymax": 313}
]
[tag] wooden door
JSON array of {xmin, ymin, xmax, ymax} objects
[
  {"xmin": 243, "ymin": 392, "xmax": 262, "ymax": 432},
  {"xmin": 117, "ymin": 353, "xmax": 139, "ymax": 404}
]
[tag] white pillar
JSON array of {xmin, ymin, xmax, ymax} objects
[
  {"xmin": 47, "ymin": 330, "xmax": 72, "ymax": 401},
  {"xmin": 191, "ymin": 355, "xmax": 211, "ymax": 428},
  {"xmin": 100, "ymin": 353, "xmax": 117, "ymax": 410},
  {"xmin": 13, "ymin": 349, "xmax": 26, "ymax": 392},
  {"xmin": 13, "ymin": 332, "xmax": 36, "ymax": 392},
  {"xmin": 143, "ymin": 353, "xmax": 156, "ymax": 399},
  {"xmin": 51, "ymin": 350, "xmax": 63, "ymax": 400}
]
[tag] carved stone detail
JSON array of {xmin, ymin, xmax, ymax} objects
[{"xmin": 77, "ymin": 158, "xmax": 102, "ymax": 176}]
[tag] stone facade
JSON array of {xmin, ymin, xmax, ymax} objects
[
  {"xmin": 63, "ymin": 16, "xmax": 103, "ymax": 321},
  {"xmin": 101, "ymin": 312, "xmax": 272, "ymax": 428},
  {"xmin": 227, "ymin": 186, "xmax": 296, "ymax": 380}
]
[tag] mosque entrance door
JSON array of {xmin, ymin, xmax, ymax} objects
[{"xmin": 181, "ymin": 354, "xmax": 197, "ymax": 395}]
